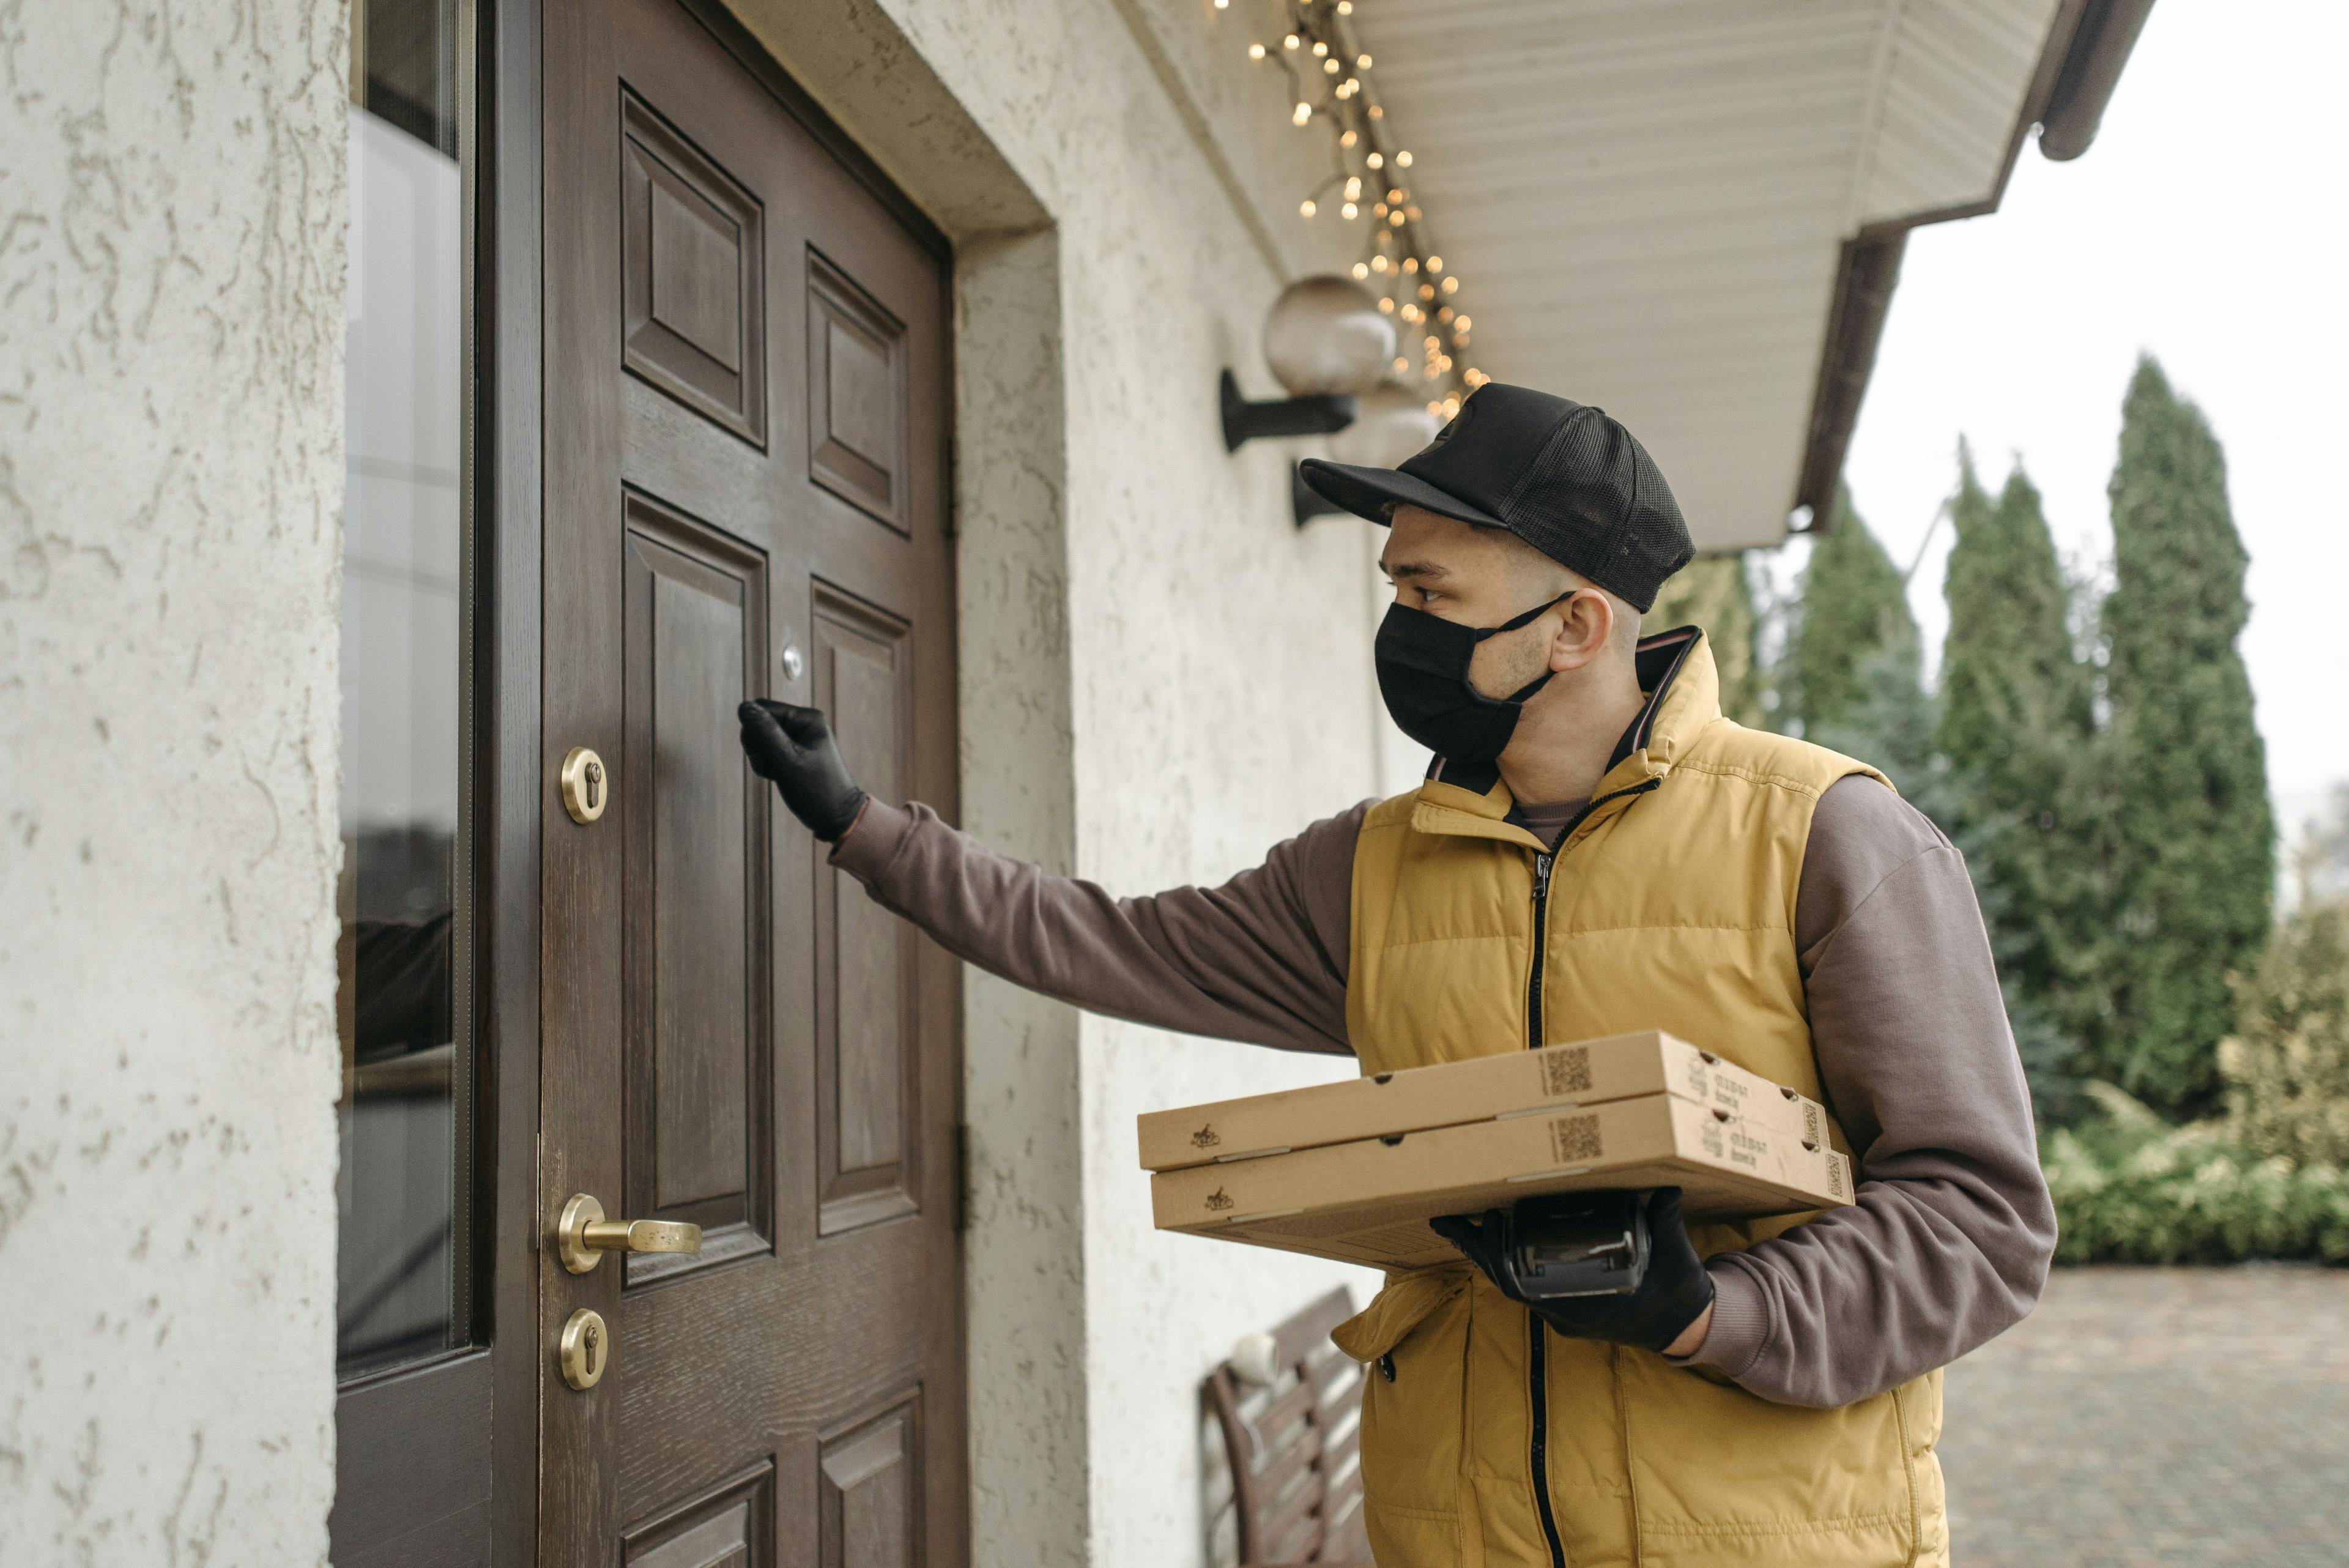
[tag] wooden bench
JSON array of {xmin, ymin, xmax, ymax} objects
[{"xmin": 1201, "ymin": 1287, "xmax": 1371, "ymax": 1567}]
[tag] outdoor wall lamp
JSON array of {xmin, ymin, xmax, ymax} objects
[
  {"xmin": 1221, "ymin": 274, "xmax": 1397, "ymax": 451},
  {"xmin": 1291, "ymin": 384, "xmax": 1442, "ymax": 527}
]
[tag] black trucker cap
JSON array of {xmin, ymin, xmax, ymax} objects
[{"xmin": 1299, "ymin": 382, "xmax": 1694, "ymax": 612}]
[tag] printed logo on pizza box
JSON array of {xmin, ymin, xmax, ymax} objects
[
  {"xmin": 1190, "ymin": 1123, "xmax": 1222, "ymax": 1150},
  {"xmin": 1685, "ymin": 1056, "xmax": 1748, "ymax": 1110},
  {"xmin": 1204, "ymin": 1187, "xmax": 1234, "ymax": 1212}
]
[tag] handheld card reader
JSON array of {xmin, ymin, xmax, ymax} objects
[{"xmin": 1508, "ymin": 1190, "xmax": 1650, "ymax": 1299}]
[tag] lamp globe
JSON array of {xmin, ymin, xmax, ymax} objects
[{"xmin": 1262, "ymin": 275, "xmax": 1395, "ymax": 397}]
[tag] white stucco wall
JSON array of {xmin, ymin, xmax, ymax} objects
[
  {"xmin": 0, "ymin": 4, "xmax": 347, "ymax": 1564},
  {"xmin": 729, "ymin": 3, "xmax": 1397, "ymax": 1564},
  {"xmin": 1, "ymin": 0, "xmax": 1406, "ymax": 1558}
]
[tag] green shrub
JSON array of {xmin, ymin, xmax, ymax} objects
[
  {"xmin": 2219, "ymin": 902, "xmax": 2349, "ymax": 1165},
  {"xmin": 2043, "ymin": 1082, "xmax": 2349, "ymax": 1265}
]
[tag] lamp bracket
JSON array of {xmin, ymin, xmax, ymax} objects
[
  {"xmin": 1220, "ymin": 369, "xmax": 1358, "ymax": 452},
  {"xmin": 1293, "ymin": 464, "xmax": 1350, "ymax": 529}
]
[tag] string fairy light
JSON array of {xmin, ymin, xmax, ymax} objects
[{"xmin": 1233, "ymin": 0, "xmax": 1483, "ymax": 418}]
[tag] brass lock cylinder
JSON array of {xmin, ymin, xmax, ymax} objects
[
  {"xmin": 560, "ymin": 746, "xmax": 609, "ymax": 824},
  {"xmin": 560, "ymin": 1309, "xmax": 609, "ymax": 1391}
]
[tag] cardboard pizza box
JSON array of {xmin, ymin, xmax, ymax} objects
[
  {"xmin": 1138, "ymin": 1030, "xmax": 1828, "ymax": 1173},
  {"xmin": 1149, "ymin": 1090, "xmax": 1852, "ymax": 1273}
]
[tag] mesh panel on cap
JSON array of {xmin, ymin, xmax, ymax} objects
[{"xmin": 1496, "ymin": 407, "xmax": 1693, "ymax": 612}]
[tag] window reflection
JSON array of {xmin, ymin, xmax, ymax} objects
[{"xmin": 338, "ymin": 0, "xmax": 470, "ymax": 1380}]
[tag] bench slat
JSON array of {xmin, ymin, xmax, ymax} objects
[
  {"xmin": 1251, "ymin": 1422, "xmax": 1323, "ymax": 1503},
  {"xmin": 1251, "ymin": 1377, "xmax": 1318, "ymax": 1446}
]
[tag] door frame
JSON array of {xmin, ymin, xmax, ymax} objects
[
  {"xmin": 327, "ymin": 1, "xmax": 541, "ymax": 1562},
  {"xmin": 484, "ymin": 0, "xmax": 544, "ymax": 1556},
  {"xmin": 340, "ymin": 6, "xmax": 982, "ymax": 1561}
]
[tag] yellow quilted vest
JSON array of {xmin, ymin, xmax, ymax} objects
[{"xmin": 1333, "ymin": 630, "xmax": 1947, "ymax": 1568}]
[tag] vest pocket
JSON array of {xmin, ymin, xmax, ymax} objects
[
  {"xmin": 1345, "ymin": 1273, "xmax": 1472, "ymax": 1559},
  {"xmin": 1616, "ymin": 1353, "xmax": 1923, "ymax": 1567}
]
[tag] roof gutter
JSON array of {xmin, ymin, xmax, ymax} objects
[
  {"xmin": 2039, "ymin": 0, "xmax": 2159, "ymax": 161},
  {"xmin": 1789, "ymin": 0, "xmax": 2157, "ymax": 532}
]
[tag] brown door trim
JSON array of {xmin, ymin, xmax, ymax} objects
[
  {"xmin": 537, "ymin": 0, "xmax": 629, "ymax": 1556},
  {"xmin": 483, "ymin": 0, "xmax": 544, "ymax": 1559}
]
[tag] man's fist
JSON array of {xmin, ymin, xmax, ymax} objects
[{"xmin": 738, "ymin": 699, "xmax": 869, "ymax": 841}]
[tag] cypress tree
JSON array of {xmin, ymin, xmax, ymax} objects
[
  {"xmin": 1937, "ymin": 450, "xmax": 2104, "ymax": 1059},
  {"xmin": 2101, "ymin": 355, "xmax": 2274, "ymax": 1117},
  {"xmin": 1644, "ymin": 554, "xmax": 1765, "ymax": 727},
  {"xmin": 1787, "ymin": 488, "xmax": 1919, "ymax": 736}
]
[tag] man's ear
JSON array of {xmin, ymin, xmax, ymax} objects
[{"xmin": 1547, "ymin": 589, "xmax": 1614, "ymax": 672}]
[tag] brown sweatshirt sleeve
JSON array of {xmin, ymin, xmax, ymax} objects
[
  {"xmin": 1677, "ymin": 774, "xmax": 2058, "ymax": 1406},
  {"xmin": 829, "ymin": 798, "xmax": 1365, "ymax": 1055}
]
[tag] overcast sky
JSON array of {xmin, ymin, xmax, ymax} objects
[{"xmin": 1809, "ymin": 1, "xmax": 2347, "ymax": 833}]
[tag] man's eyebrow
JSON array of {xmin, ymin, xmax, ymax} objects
[{"xmin": 1381, "ymin": 557, "xmax": 1450, "ymax": 581}]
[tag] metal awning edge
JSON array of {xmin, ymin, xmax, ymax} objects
[{"xmin": 1789, "ymin": 0, "xmax": 2155, "ymax": 535}]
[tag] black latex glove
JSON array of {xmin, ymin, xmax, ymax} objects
[
  {"xmin": 1430, "ymin": 1187, "xmax": 1715, "ymax": 1354},
  {"xmin": 737, "ymin": 699, "xmax": 869, "ymax": 841}
]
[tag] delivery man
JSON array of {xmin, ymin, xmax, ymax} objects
[{"xmin": 740, "ymin": 383, "xmax": 2054, "ymax": 1567}]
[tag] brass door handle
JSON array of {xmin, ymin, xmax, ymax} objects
[{"xmin": 557, "ymin": 1193, "xmax": 701, "ymax": 1274}]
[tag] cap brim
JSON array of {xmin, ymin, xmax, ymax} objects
[{"xmin": 1297, "ymin": 458, "xmax": 1507, "ymax": 532}]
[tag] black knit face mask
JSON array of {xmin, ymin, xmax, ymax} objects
[{"xmin": 1375, "ymin": 591, "xmax": 1576, "ymax": 764}]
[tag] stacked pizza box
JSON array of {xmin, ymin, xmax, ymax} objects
[{"xmin": 1139, "ymin": 1030, "xmax": 1853, "ymax": 1271}]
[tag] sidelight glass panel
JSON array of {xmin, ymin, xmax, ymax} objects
[{"xmin": 338, "ymin": 0, "xmax": 473, "ymax": 1381}]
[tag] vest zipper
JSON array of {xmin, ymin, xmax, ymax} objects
[
  {"xmin": 1521, "ymin": 775, "xmax": 1659, "ymax": 1568},
  {"xmin": 1526, "ymin": 849, "xmax": 1556, "ymax": 1052},
  {"xmin": 1526, "ymin": 847, "xmax": 1568, "ymax": 1568}
]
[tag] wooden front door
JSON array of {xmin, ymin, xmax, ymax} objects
[{"xmin": 540, "ymin": 1, "xmax": 964, "ymax": 1561}]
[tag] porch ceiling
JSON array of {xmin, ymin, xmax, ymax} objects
[{"xmin": 1354, "ymin": 0, "xmax": 2082, "ymax": 549}]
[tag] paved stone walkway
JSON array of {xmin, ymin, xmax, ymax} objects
[{"xmin": 1940, "ymin": 1264, "xmax": 2349, "ymax": 1567}]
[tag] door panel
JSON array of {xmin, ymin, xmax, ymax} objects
[
  {"xmin": 648, "ymin": 554, "xmax": 751, "ymax": 1210},
  {"xmin": 806, "ymin": 253, "xmax": 910, "ymax": 532},
  {"xmin": 543, "ymin": 0, "xmax": 962, "ymax": 1561},
  {"xmin": 820, "ymin": 1397, "xmax": 922, "ymax": 1568},
  {"xmin": 622, "ymin": 501, "xmax": 774, "ymax": 1277},
  {"xmin": 622, "ymin": 92, "xmax": 768, "ymax": 445},
  {"xmin": 624, "ymin": 1461, "xmax": 777, "ymax": 1567},
  {"xmin": 813, "ymin": 589, "xmax": 919, "ymax": 1234}
]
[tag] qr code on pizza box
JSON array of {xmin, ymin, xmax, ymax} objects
[
  {"xmin": 1548, "ymin": 1113, "xmax": 1603, "ymax": 1163},
  {"xmin": 1542, "ymin": 1047, "xmax": 1594, "ymax": 1097}
]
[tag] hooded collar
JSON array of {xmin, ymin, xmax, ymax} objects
[{"xmin": 1409, "ymin": 626, "xmax": 1718, "ymax": 848}]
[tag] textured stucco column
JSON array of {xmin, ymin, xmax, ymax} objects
[
  {"xmin": 949, "ymin": 227, "xmax": 1092, "ymax": 1568},
  {"xmin": 0, "ymin": 4, "xmax": 347, "ymax": 1564}
]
